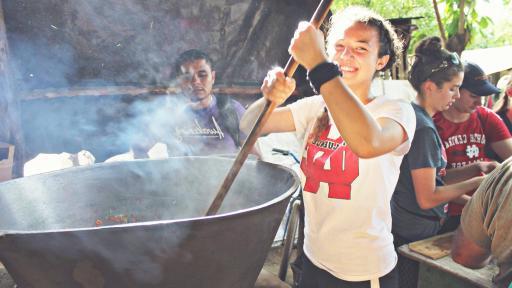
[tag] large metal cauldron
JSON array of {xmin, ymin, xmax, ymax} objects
[{"xmin": 0, "ymin": 157, "xmax": 299, "ymax": 288}]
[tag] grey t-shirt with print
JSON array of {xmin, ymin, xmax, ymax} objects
[{"xmin": 391, "ymin": 103, "xmax": 447, "ymax": 242}]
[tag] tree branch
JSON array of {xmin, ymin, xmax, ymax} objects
[
  {"xmin": 432, "ymin": 0, "xmax": 447, "ymax": 46},
  {"xmin": 458, "ymin": 0, "xmax": 466, "ymax": 34}
]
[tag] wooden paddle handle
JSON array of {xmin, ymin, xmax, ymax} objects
[{"xmin": 206, "ymin": 0, "xmax": 334, "ymax": 216}]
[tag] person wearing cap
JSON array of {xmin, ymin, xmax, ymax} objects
[{"xmin": 434, "ymin": 61, "xmax": 512, "ymax": 233}]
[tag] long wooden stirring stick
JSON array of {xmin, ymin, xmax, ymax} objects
[{"xmin": 206, "ymin": 0, "xmax": 334, "ymax": 216}]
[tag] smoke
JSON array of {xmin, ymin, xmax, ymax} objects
[
  {"xmin": 0, "ymin": 0, "xmax": 307, "ymax": 241},
  {"xmin": 3, "ymin": 0, "xmax": 226, "ymax": 89},
  {"xmin": 8, "ymin": 35, "xmax": 75, "ymax": 92},
  {"xmin": 4, "ymin": 0, "xmax": 245, "ymax": 163},
  {"xmin": 3, "ymin": 1, "xmax": 184, "ymax": 92},
  {"xmin": 0, "ymin": 0, "xmax": 311, "ymax": 285},
  {"xmin": 0, "ymin": 0, "xmax": 320, "ymax": 167},
  {"xmin": 0, "ymin": 156, "xmax": 299, "ymax": 286}
]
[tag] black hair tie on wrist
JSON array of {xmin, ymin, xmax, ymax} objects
[{"xmin": 307, "ymin": 62, "xmax": 342, "ymax": 94}]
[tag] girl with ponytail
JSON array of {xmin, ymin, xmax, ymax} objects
[{"xmin": 391, "ymin": 36, "xmax": 491, "ymax": 288}]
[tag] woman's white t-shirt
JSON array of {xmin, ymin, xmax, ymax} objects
[{"xmin": 289, "ymin": 95, "xmax": 415, "ymax": 281}]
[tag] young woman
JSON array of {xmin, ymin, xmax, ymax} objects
[
  {"xmin": 390, "ymin": 37, "xmax": 490, "ymax": 288},
  {"xmin": 433, "ymin": 62, "xmax": 512, "ymax": 233},
  {"xmin": 241, "ymin": 6, "xmax": 416, "ymax": 288}
]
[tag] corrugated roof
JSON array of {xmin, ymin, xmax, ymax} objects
[{"xmin": 461, "ymin": 46, "xmax": 512, "ymax": 75}]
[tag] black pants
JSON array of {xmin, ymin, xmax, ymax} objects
[
  {"xmin": 298, "ymin": 255, "xmax": 398, "ymax": 288},
  {"xmin": 393, "ymin": 233, "xmax": 419, "ymax": 288}
]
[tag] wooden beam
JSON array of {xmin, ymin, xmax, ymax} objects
[{"xmin": 21, "ymin": 85, "xmax": 263, "ymax": 101}]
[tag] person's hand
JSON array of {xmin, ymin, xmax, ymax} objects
[
  {"xmin": 260, "ymin": 67, "xmax": 296, "ymax": 106},
  {"xmin": 478, "ymin": 161, "xmax": 499, "ymax": 174},
  {"xmin": 288, "ymin": 21, "xmax": 329, "ymax": 70}
]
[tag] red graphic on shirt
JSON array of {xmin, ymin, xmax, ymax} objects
[
  {"xmin": 300, "ymin": 125, "xmax": 359, "ymax": 199},
  {"xmin": 434, "ymin": 107, "xmax": 511, "ymax": 169}
]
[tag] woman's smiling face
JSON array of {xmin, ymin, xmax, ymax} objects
[{"xmin": 329, "ymin": 21, "xmax": 389, "ymax": 89}]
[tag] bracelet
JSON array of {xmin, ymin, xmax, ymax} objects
[{"xmin": 307, "ymin": 62, "xmax": 342, "ymax": 94}]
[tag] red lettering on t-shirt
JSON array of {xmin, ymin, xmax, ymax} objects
[{"xmin": 300, "ymin": 125, "xmax": 359, "ymax": 199}]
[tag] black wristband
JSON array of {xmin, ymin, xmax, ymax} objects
[{"xmin": 307, "ymin": 62, "xmax": 342, "ymax": 94}]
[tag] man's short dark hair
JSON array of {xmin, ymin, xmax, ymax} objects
[{"xmin": 174, "ymin": 49, "xmax": 214, "ymax": 75}]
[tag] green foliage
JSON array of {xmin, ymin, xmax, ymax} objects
[
  {"xmin": 332, "ymin": 0, "xmax": 432, "ymax": 18},
  {"xmin": 332, "ymin": 0, "xmax": 512, "ymax": 52},
  {"xmin": 332, "ymin": 0, "xmax": 439, "ymax": 53},
  {"xmin": 440, "ymin": 0, "xmax": 511, "ymax": 49},
  {"xmin": 441, "ymin": 0, "xmax": 476, "ymax": 39},
  {"xmin": 469, "ymin": 3, "xmax": 512, "ymax": 48}
]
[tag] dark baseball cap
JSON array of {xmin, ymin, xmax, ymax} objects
[{"xmin": 460, "ymin": 62, "xmax": 501, "ymax": 96}]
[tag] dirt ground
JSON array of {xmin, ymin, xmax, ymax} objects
[
  {"xmin": 0, "ymin": 263, "xmax": 15, "ymax": 288},
  {"xmin": 262, "ymin": 245, "xmax": 298, "ymax": 286}
]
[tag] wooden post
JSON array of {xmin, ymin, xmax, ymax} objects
[{"xmin": 0, "ymin": 2, "xmax": 23, "ymax": 177}]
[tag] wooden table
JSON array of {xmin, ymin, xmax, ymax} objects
[{"xmin": 398, "ymin": 233, "xmax": 498, "ymax": 288}]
